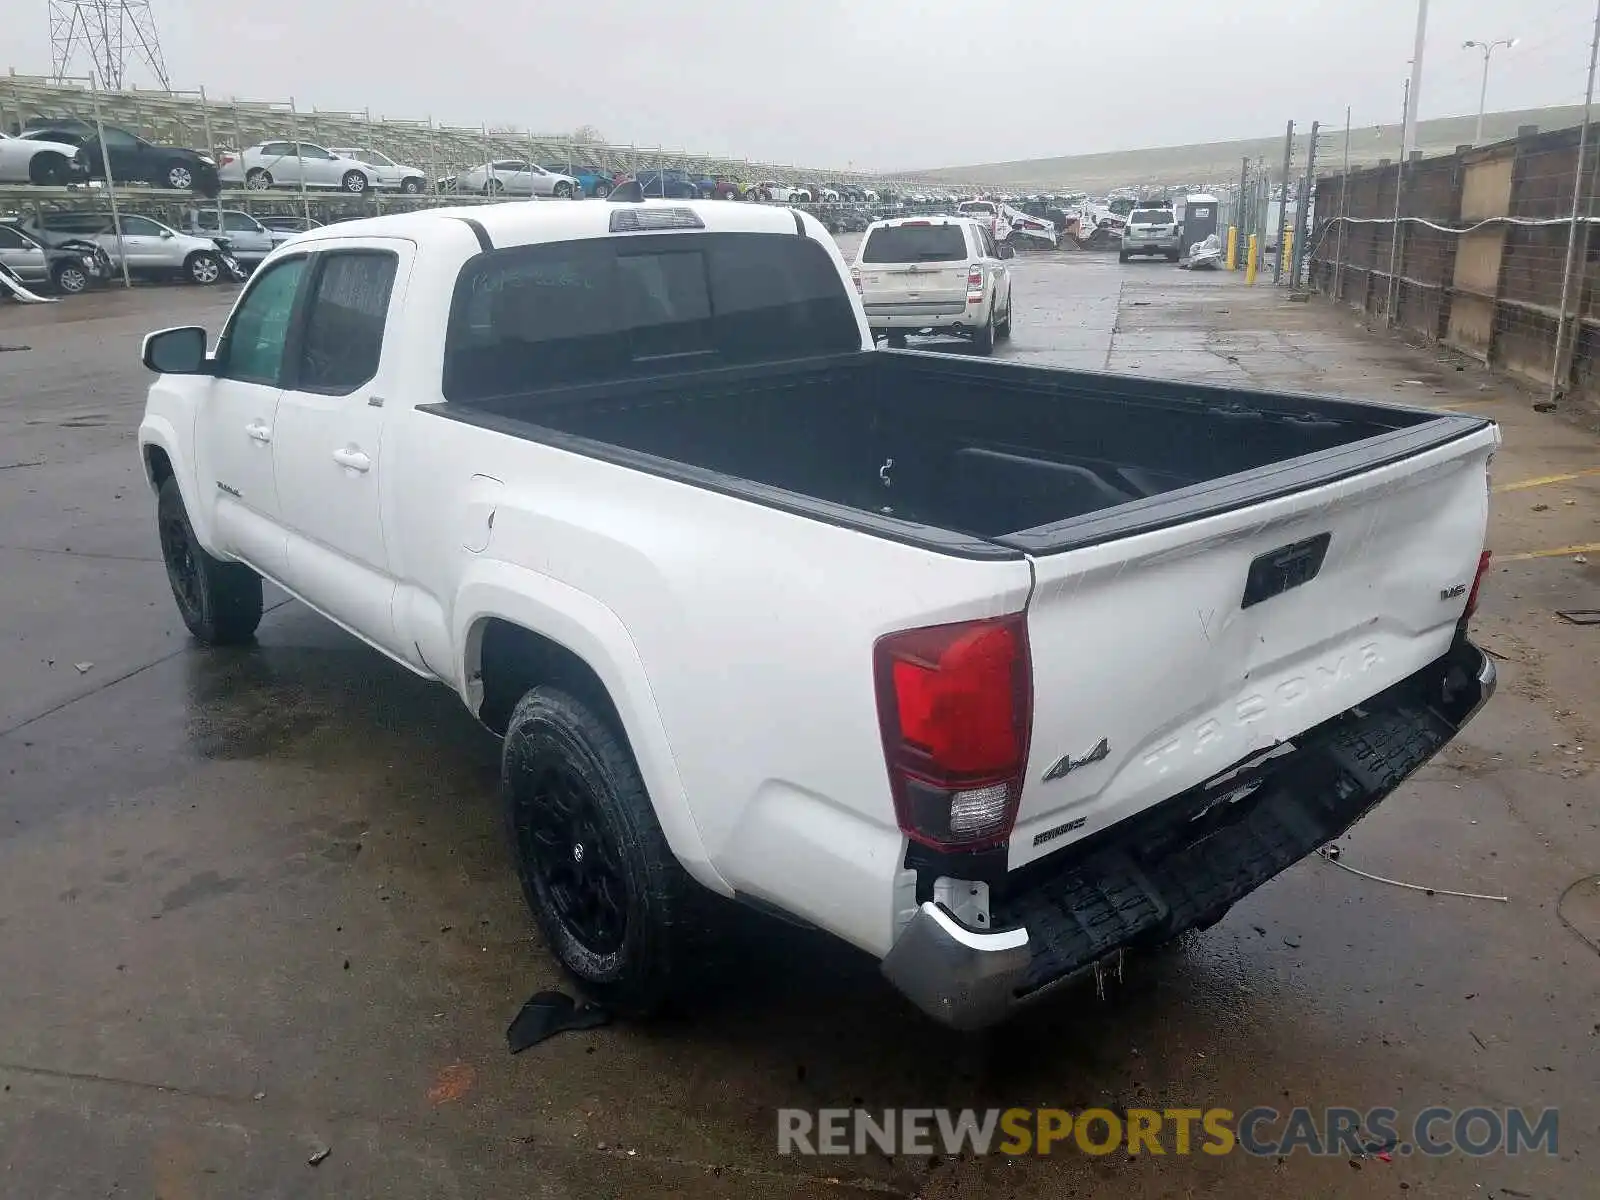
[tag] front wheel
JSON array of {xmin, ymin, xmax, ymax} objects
[
  {"xmin": 28, "ymin": 152, "xmax": 71, "ymax": 186},
  {"xmin": 594, "ymin": 180, "xmax": 612, "ymax": 198},
  {"xmin": 185, "ymin": 251, "xmax": 222, "ymax": 285},
  {"xmin": 886, "ymin": 331, "xmax": 908, "ymax": 349},
  {"xmin": 554, "ymin": 181, "xmax": 574, "ymax": 199},
  {"xmin": 1118, "ymin": 249, "xmax": 1130, "ymax": 263},
  {"xmin": 503, "ymin": 686, "xmax": 702, "ymax": 1016},
  {"xmin": 245, "ymin": 168, "xmax": 272, "ymax": 190},
  {"xmin": 342, "ymin": 170, "xmax": 369, "ymax": 194},
  {"xmin": 157, "ymin": 477, "xmax": 263, "ymax": 645},
  {"xmin": 52, "ymin": 260, "xmax": 90, "ymax": 294},
  {"xmin": 400, "ymin": 176, "xmax": 424, "ymax": 194},
  {"xmin": 163, "ymin": 162, "xmax": 195, "ymax": 190}
]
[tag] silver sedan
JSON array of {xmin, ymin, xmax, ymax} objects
[{"xmin": 456, "ymin": 159, "xmax": 578, "ymax": 198}]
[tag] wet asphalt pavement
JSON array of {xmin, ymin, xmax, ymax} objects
[{"xmin": 1, "ymin": 248, "xmax": 1598, "ymax": 1198}]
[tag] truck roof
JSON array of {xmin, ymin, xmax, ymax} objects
[{"xmin": 289, "ymin": 199, "xmax": 818, "ymax": 251}]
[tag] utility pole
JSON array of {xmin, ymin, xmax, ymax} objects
[
  {"xmin": 1273, "ymin": 120, "xmax": 1294, "ymax": 284},
  {"xmin": 1335, "ymin": 106, "xmax": 1351, "ymax": 301},
  {"xmin": 1289, "ymin": 121, "xmax": 1320, "ymax": 290},
  {"xmin": 1402, "ymin": 0, "xmax": 1430, "ymax": 158},
  {"xmin": 1386, "ymin": 78, "xmax": 1411, "ymax": 326},
  {"xmin": 1549, "ymin": 0, "xmax": 1600, "ymax": 409}
]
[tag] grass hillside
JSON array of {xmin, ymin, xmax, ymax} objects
[{"xmin": 923, "ymin": 106, "xmax": 1587, "ymax": 191}]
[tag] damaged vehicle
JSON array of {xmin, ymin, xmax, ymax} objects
[
  {"xmin": 137, "ymin": 198, "xmax": 1499, "ymax": 1030},
  {"xmin": 0, "ymin": 217, "xmax": 112, "ymax": 294}
]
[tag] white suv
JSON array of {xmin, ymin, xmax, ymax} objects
[
  {"xmin": 853, "ymin": 216, "xmax": 1014, "ymax": 354},
  {"xmin": 1119, "ymin": 204, "xmax": 1181, "ymax": 262}
]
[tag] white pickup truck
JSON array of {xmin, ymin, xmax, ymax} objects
[{"xmin": 138, "ymin": 198, "xmax": 1499, "ymax": 1029}]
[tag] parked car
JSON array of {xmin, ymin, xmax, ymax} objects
[
  {"xmin": 256, "ymin": 214, "xmax": 325, "ymax": 236},
  {"xmin": 539, "ymin": 166, "xmax": 613, "ymax": 198},
  {"xmin": 854, "ymin": 215, "xmax": 1014, "ymax": 354},
  {"xmin": 328, "ymin": 147, "xmax": 427, "ymax": 193},
  {"xmin": 633, "ymin": 168, "xmax": 700, "ymax": 199},
  {"xmin": 25, "ymin": 123, "xmax": 220, "ymax": 194},
  {"xmin": 456, "ymin": 160, "xmax": 578, "ymax": 198},
  {"xmin": 218, "ymin": 142, "xmax": 378, "ymax": 194},
  {"xmin": 748, "ymin": 180, "xmax": 808, "ymax": 202},
  {"xmin": 1120, "ymin": 203, "xmax": 1181, "ymax": 263},
  {"xmin": 0, "ymin": 129, "xmax": 85, "ymax": 185},
  {"xmin": 179, "ymin": 208, "xmax": 277, "ymax": 264},
  {"xmin": 0, "ymin": 217, "xmax": 111, "ymax": 293},
  {"xmin": 136, "ymin": 198, "xmax": 1499, "ymax": 1030},
  {"xmin": 26, "ymin": 211, "xmax": 229, "ymax": 283}
]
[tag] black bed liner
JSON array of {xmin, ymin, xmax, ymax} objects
[{"xmin": 420, "ymin": 350, "xmax": 1491, "ymax": 560}]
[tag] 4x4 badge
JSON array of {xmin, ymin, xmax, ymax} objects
[{"xmin": 1043, "ymin": 737, "xmax": 1110, "ymax": 782}]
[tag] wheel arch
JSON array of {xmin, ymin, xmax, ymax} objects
[{"xmin": 454, "ymin": 572, "xmax": 726, "ymax": 894}]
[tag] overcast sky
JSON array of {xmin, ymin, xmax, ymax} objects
[{"xmin": 14, "ymin": 0, "xmax": 1596, "ymax": 169}]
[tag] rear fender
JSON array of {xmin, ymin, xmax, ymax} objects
[{"xmin": 453, "ymin": 560, "xmax": 726, "ymax": 894}]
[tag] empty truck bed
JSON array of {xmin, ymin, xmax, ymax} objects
[{"xmin": 439, "ymin": 350, "xmax": 1490, "ymax": 557}]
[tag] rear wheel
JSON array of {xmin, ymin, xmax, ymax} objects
[
  {"xmin": 996, "ymin": 294, "xmax": 1012, "ymax": 341},
  {"xmin": 163, "ymin": 161, "xmax": 195, "ymax": 190},
  {"xmin": 503, "ymin": 686, "xmax": 702, "ymax": 1015},
  {"xmin": 886, "ymin": 331, "xmax": 908, "ymax": 349},
  {"xmin": 245, "ymin": 168, "xmax": 272, "ymax": 190},
  {"xmin": 28, "ymin": 152, "xmax": 71, "ymax": 186},
  {"xmin": 157, "ymin": 477, "xmax": 263, "ymax": 645},
  {"xmin": 483, "ymin": 178, "xmax": 505, "ymax": 195},
  {"xmin": 1167, "ymin": 250, "xmax": 1181, "ymax": 263},
  {"xmin": 594, "ymin": 180, "xmax": 612, "ymax": 198},
  {"xmin": 1118, "ymin": 250, "xmax": 1130, "ymax": 263},
  {"xmin": 342, "ymin": 170, "xmax": 369, "ymax": 194},
  {"xmin": 973, "ymin": 307, "xmax": 996, "ymax": 355}
]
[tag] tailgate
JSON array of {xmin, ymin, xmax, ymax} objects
[
  {"xmin": 861, "ymin": 261, "xmax": 969, "ymax": 305},
  {"xmin": 1010, "ymin": 423, "xmax": 1497, "ymax": 869}
]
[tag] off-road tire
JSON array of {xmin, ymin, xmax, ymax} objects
[
  {"xmin": 157, "ymin": 477, "xmax": 263, "ymax": 644},
  {"xmin": 503, "ymin": 686, "xmax": 703, "ymax": 1016}
]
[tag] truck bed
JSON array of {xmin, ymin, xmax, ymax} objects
[{"xmin": 432, "ymin": 350, "xmax": 1489, "ymax": 557}]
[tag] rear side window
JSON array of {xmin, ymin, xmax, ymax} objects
[
  {"xmin": 861, "ymin": 224, "xmax": 969, "ymax": 263},
  {"xmin": 1130, "ymin": 209, "xmax": 1171, "ymax": 223},
  {"xmin": 443, "ymin": 232, "xmax": 860, "ymax": 400},
  {"xmin": 296, "ymin": 251, "xmax": 398, "ymax": 393}
]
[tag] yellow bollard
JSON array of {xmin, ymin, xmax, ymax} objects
[
  {"xmin": 1225, "ymin": 225, "xmax": 1238, "ymax": 270},
  {"xmin": 1282, "ymin": 231, "xmax": 1293, "ymax": 281},
  {"xmin": 1246, "ymin": 235, "xmax": 1258, "ymax": 285}
]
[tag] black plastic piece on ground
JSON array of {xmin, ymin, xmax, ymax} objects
[{"xmin": 507, "ymin": 990, "xmax": 611, "ymax": 1053}]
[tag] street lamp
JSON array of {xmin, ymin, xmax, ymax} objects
[{"xmin": 1464, "ymin": 37, "xmax": 1518, "ymax": 145}]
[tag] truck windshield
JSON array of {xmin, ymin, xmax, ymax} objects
[
  {"xmin": 443, "ymin": 231, "xmax": 861, "ymax": 399},
  {"xmin": 1130, "ymin": 210, "xmax": 1172, "ymax": 224},
  {"xmin": 860, "ymin": 224, "xmax": 968, "ymax": 263}
]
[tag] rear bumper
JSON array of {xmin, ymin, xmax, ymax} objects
[{"xmin": 881, "ymin": 635, "xmax": 1496, "ymax": 1030}]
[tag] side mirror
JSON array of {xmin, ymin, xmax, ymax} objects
[
  {"xmin": 159, "ymin": 229, "xmax": 174, "ymax": 239},
  {"xmin": 142, "ymin": 326, "xmax": 210, "ymax": 375},
  {"xmin": 999, "ymin": 242, "xmax": 1015, "ymax": 259}
]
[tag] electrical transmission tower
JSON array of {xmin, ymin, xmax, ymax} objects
[{"xmin": 49, "ymin": 0, "xmax": 172, "ymax": 90}]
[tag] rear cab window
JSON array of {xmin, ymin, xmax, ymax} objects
[
  {"xmin": 861, "ymin": 223, "xmax": 970, "ymax": 264},
  {"xmin": 443, "ymin": 231, "xmax": 861, "ymax": 401}
]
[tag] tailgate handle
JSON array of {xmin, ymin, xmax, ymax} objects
[{"xmin": 1242, "ymin": 533, "xmax": 1331, "ymax": 609}]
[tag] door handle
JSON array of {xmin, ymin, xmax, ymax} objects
[
  {"xmin": 245, "ymin": 421, "xmax": 272, "ymax": 443},
  {"xmin": 332, "ymin": 447, "xmax": 372, "ymax": 473}
]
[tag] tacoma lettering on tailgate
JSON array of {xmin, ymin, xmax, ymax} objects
[{"xmin": 1140, "ymin": 644, "xmax": 1384, "ymax": 777}]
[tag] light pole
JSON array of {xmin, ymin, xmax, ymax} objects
[{"xmin": 1464, "ymin": 37, "xmax": 1518, "ymax": 145}]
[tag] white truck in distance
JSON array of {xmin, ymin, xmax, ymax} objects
[{"xmin": 138, "ymin": 198, "xmax": 1499, "ymax": 1029}]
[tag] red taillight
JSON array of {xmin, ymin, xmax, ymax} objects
[
  {"xmin": 1462, "ymin": 550, "xmax": 1492, "ymax": 622},
  {"xmin": 221, "ymin": 153, "xmax": 236, "ymax": 166},
  {"xmin": 967, "ymin": 264, "xmax": 984, "ymax": 301},
  {"xmin": 874, "ymin": 614, "xmax": 1032, "ymax": 849}
]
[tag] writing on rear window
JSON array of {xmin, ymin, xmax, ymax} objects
[{"xmin": 442, "ymin": 232, "xmax": 860, "ymax": 400}]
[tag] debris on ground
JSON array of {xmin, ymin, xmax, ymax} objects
[
  {"xmin": 1315, "ymin": 847, "xmax": 1509, "ymax": 902},
  {"xmin": 308, "ymin": 1146, "xmax": 331, "ymax": 1166},
  {"xmin": 1556, "ymin": 609, "xmax": 1600, "ymax": 625},
  {"xmin": 507, "ymin": 990, "xmax": 610, "ymax": 1053},
  {"xmin": 73, "ymin": 662, "xmax": 93, "ymax": 674}
]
